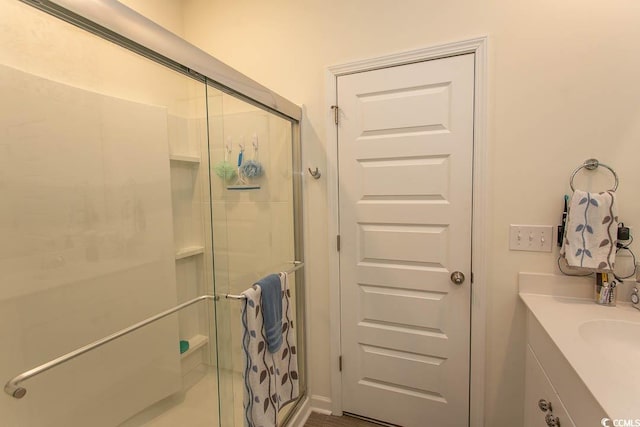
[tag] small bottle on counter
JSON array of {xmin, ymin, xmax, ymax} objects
[{"xmin": 595, "ymin": 272, "xmax": 617, "ymax": 306}]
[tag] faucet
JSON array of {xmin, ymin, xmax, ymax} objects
[{"xmin": 631, "ymin": 287, "xmax": 640, "ymax": 311}]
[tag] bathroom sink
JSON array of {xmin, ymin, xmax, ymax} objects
[{"xmin": 579, "ymin": 319, "xmax": 640, "ymax": 359}]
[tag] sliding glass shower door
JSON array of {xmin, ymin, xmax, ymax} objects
[
  {"xmin": 0, "ymin": 0, "xmax": 220, "ymax": 425},
  {"xmin": 208, "ymin": 92, "xmax": 305, "ymax": 427},
  {"xmin": 1, "ymin": 1, "xmax": 305, "ymax": 426}
]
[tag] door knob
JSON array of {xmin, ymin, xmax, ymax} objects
[
  {"xmin": 545, "ymin": 413, "xmax": 560, "ymax": 427},
  {"xmin": 450, "ymin": 271, "xmax": 465, "ymax": 285},
  {"xmin": 538, "ymin": 399, "xmax": 552, "ymax": 412}
]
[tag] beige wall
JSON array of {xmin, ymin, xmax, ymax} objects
[
  {"xmin": 122, "ymin": 1, "xmax": 640, "ymax": 425},
  {"xmin": 119, "ymin": 0, "xmax": 185, "ymax": 36}
]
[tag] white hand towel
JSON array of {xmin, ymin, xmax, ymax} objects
[{"xmin": 560, "ymin": 190, "xmax": 617, "ymax": 272}]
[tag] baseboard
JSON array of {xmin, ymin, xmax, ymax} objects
[
  {"xmin": 310, "ymin": 395, "xmax": 332, "ymax": 415},
  {"xmin": 286, "ymin": 395, "xmax": 311, "ymax": 427}
]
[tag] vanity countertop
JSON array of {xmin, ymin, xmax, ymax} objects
[{"xmin": 519, "ymin": 272, "xmax": 640, "ymax": 420}]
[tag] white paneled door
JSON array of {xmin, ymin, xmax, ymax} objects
[{"xmin": 337, "ymin": 54, "xmax": 475, "ymax": 427}]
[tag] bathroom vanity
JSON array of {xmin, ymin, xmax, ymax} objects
[{"xmin": 520, "ymin": 273, "xmax": 640, "ymax": 426}]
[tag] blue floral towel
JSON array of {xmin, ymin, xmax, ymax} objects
[
  {"xmin": 241, "ymin": 273, "xmax": 299, "ymax": 427},
  {"xmin": 561, "ymin": 190, "xmax": 617, "ymax": 272}
]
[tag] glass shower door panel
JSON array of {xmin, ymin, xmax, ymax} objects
[
  {"xmin": 0, "ymin": 1, "xmax": 218, "ymax": 426},
  {"xmin": 0, "ymin": 60, "xmax": 180, "ymax": 427},
  {"xmin": 209, "ymin": 91, "xmax": 298, "ymax": 427}
]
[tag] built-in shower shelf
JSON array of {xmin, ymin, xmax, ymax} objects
[
  {"xmin": 175, "ymin": 246, "xmax": 205, "ymax": 260},
  {"xmin": 169, "ymin": 154, "xmax": 201, "ymax": 164},
  {"xmin": 180, "ymin": 334, "xmax": 209, "ymax": 359}
]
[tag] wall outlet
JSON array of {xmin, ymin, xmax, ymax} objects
[{"xmin": 509, "ymin": 225, "xmax": 553, "ymax": 252}]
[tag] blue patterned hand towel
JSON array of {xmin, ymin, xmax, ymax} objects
[
  {"xmin": 256, "ymin": 273, "xmax": 283, "ymax": 353},
  {"xmin": 561, "ymin": 190, "xmax": 617, "ymax": 272}
]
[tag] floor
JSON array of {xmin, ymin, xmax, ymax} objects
[
  {"xmin": 120, "ymin": 367, "xmax": 219, "ymax": 427},
  {"xmin": 119, "ymin": 363, "xmax": 361, "ymax": 427},
  {"xmin": 120, "ymin": 366, "xmax": 296, "ymax": 427},
  {"xmin": 305, "ymin": 412, "xmax": 382, "ymax": 427}
]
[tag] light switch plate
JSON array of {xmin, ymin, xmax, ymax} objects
[{"xmin": 509, "ymin": 225, "xmax": 554, "ymax": 252}]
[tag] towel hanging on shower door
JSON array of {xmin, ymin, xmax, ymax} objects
[{"xmin": 241, "ymin": 272, "xmax": 299, "ymax": 427}]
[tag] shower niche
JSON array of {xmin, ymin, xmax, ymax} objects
[{"xmin": 167, "ymin": 92, "xmax": 215, "ymax": 389}]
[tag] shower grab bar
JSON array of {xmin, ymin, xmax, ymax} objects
[
  {"xmin": 4, "ymin": 261, "xmax": 303, "ymax": 399},
  {"xmin": 224, "ymin": 261, "xmax": 304, "ymax": 300}
]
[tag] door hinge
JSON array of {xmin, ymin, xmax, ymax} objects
[
  {"xmin": 331, "ymin": 105, "xmax": 339, "ymax": 125},
  {"xmin": 471, "ymin": 272, "xmax": 474, "ymax": 284},
  {"xmin": 339, "ymin": 355, "xmax": 342, "ymax": 372},
  {"xmin": 336, "ymin": 235, "xmax": 341, "ymax": 251}
]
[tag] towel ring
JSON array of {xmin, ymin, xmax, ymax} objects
[{"xmin": 569, "ymin": 158, "xmax": 619, "ymax": 192}]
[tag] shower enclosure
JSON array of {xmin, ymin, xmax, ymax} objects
[{"xmin": 0, "ymin": 0, "xmax": 305, "ymax": 426}]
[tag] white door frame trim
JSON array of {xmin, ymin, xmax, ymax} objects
[{"xmin": 325, "ymin": 36, "xmax": 488, "ymax": 427}]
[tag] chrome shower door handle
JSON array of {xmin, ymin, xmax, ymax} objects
[{"xmin": 450, "ymin": 271, "xmax": 465, "ymax": 285}]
